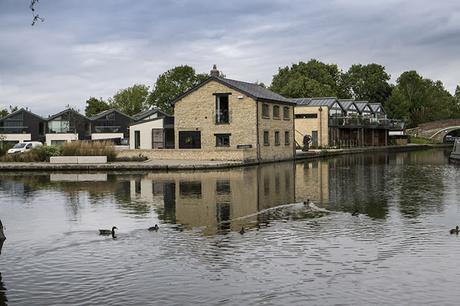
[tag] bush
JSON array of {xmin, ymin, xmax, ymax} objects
[
  {"xmin": 60, "ymin": 141, "xmax": 117, "ymax": 161},
  {"xmin": 0, "ymin": 145, "xmax": 61, "ymax": 162}
]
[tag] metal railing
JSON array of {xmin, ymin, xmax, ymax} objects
[
  {"xmin": 94, "ymin": 126, "xmax": 121, "ymax": 133},
  {"xmin": 329, "ymin": 116, "xmax": 404, "ymax": 129},
  {"xmin": 215, "ymin": 112, "xmax": 230, "ymax": 124}
]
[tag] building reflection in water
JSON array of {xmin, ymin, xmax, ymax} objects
[{"xmin": 0, "ymin": 149, "xmax": 449, "ymax": 233}]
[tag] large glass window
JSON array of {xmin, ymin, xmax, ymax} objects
[
  {"xmin": 179, "ymin": 131, "xmax": 201, "ymax": 149},
  {"xmin": 48, "ymin": 120, "xmax": 70, "ymax": 133}
]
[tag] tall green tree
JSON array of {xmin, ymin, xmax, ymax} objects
[
  {"xmin": 386, "ymin": 71, "xmax": 457, "ymax": 127},
  {"xmin": 148, "ymin": 65, "xmax": 208, "ymax": 113},
  {"xmin": 0, "ymin": 105, "xmax": 19, "ymax": 118},
  {"xmin": 84, "ymin": 97, "xmax": 110, "ymax": 117},
  {"xmin": 270, "ymin": 59, "xmax": 350, "ymax": 98},
  {"xmin": 108, "ymin": 84, "xmax": 150, "ymax": 116},
  {"xmin": 342, "ymin": 64, "xmax": 392, "ymax": 104}
]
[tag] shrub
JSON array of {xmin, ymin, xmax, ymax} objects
[
  {"xmin": 0, "ymin": 145, "xmax": 61, "ymax": 162},
  {"xmin": 60, "ymin": 141, "xmax": 117, "ymax": 161}
]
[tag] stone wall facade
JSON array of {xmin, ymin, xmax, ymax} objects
[
  {"xmin": 173, "ymin": 80, "xmax": 295, "ymax": 161},
  {"xmin": 294, "ymin": 106, "xmax": 329, "ymax": 148}
]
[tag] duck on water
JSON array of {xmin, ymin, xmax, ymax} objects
[{"xmin": 99, "ymin": 226, "xmax": 117, "ymax": 238}]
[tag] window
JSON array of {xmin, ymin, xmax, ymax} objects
[
  {"xmin": 283, "ymin": 107, "xmax": 290, "ymax": 120},
  {"xmin": 216, "ymin": 180, "xmax": 231, "ymax": 195},
  {"xmin": 273, "ymin": 105, "xmax": 280, "ymax": 119},
  {"xmin": 262, "ymin": 104, "xmax": 270, "ymax": 118},
  {"xmin": 134, "ymin": 130, "xmax": 140, "ymax": 149},
  {"xmin": 274, "ymin": 131, "xmax": 280, "ymax": 146},
  {"xmin": 215, "ymin": 133, "xmax": 230, "ymax": 147},
  {"xmin": 152, "ymin": 129, "xmax": 164, "ymax": 149},
  {"xmin": 263, "ymin": 131, "xmax": 269, "ymax": 146},
  {"xmin": 285, "ymin": 131, "xmax": 290, "ymax": 145},
  {"xmin": 179, "ymin": 181, "xmax": 202, "ymax": 199},
  {"xmin": 295, "ymin": 113, "xmax": 318, "ymax": 119},
  {"xmin": 215, "ymin": 95, "xmax": 229, "ymax": 124},
  {"xmin": 179, "ymin": 131, "xmax": 201, "ymax": 149}
]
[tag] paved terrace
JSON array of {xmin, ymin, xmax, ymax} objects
[{"xmin": 0, "ymin": 144, "xmax": 451, "ymax": 172}]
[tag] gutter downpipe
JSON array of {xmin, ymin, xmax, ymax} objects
[{"xmin": 256, "ymin": 100, "xmax": 260, "ymax": 162}]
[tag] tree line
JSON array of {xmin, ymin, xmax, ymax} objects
[{"xmin": 2, "ymin": 60, "xmax": 459, "ymax": 128}]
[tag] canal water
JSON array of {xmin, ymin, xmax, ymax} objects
[{"xmin": 0, "ymin": 149, "xmax": 459, "ymax": 305}]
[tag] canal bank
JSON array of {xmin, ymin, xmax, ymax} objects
[{"xmin": 0, "ymin": 144, "xmax": 452, "ymax": 172}]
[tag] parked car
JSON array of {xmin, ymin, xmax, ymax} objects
[{"xmin": 7, "ymin": 141, "xmax": 43, "ymax": 154}]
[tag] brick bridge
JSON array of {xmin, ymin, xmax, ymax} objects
[{"xmin": 407, "ymin": 119, "xmax": 460, "ymax": 141}]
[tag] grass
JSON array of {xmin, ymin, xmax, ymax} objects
[
  {"xmin": 0, "ymin": 141, "xmax": 117, "ymax": 162},
  {"xmin": 409, "ymin": 136, "xmax": 439, "ymax": 145}
]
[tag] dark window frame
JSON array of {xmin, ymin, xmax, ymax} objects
[
  {"xmin": 273, "ymin": 105, "xmax": 280, "ymax": 119},
  {"xmin": 262, "ymin": 103, "xmax": 270, "ymax": 119},
  {"xmin": 263, "ymin": 130, "xmax": 270, "ymax": 146},
  {"xmin": 215, "ymin": 133, "xmax": 231, "ymax": 147},
  {"xmin": 215, "ymin": 94, "xmax": 230, "ymax": 125},
  {"xmin": 285, "ymin": 131, "xmax": 290, "ymax": 146},
  {"xmin": 274, "ymin": 131, "xmax": 280, "ymax": 146},
  {"xmin": 295, "ymin": 113, "xmax": 318, "ymax": 119},
  {"xmin": 283, "ymin": 106, "xmax": 290, "ymax": 120}
]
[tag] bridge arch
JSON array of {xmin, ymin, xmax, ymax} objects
[{"xmin": 430, "ymin": 126, "xmax": 460, "ymax": 142}]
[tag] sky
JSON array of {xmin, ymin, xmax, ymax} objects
[{"xmin": 1, "ymin": 0, "xmax": 460, "ymax": 116}]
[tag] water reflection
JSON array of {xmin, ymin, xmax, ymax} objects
[
  {"xmin": 0, "ymin": 149, "xmax": 452, "ymax": 234},
  {"xmin": 0, "ymin": 273, "xmax": 7, "ymax": 306}
]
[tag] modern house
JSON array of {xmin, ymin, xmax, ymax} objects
[
  {"xmin": 169, "ymin": 67, "xmax": 296, "ymax": 161},
  {"xmin": 0, "ymin": 108, "xmax": 46, "ymax": 144},
  {"xmin": 129, "ymin": 115, "xmax": 175, "ymax": 149},
  {"xmin": 132, "ymin": 108, "xmax": 170, "ymax": 122},
  {"xmin": 293, "ymin": 98, "xmax": 398, "ymax": 148},
  {"xmin": 46, "ymin": 109, "xmax": 91, "ymax": 145},
  {"xmin": 90, "ymin": 109, "xmax": 132, "ymax": 141}
]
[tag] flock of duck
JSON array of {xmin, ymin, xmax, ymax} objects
[{"xmin": 99, "ymin": 224, "xmax": 160, "ymax": 239}]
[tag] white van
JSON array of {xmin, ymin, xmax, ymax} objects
[{"xmin": 7, "ymin": 141, "xmax": 43, "ymax": 154}]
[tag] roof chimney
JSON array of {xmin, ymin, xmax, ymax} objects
[{"xmin": 210, "ymin": 64, "xmax": 220, "ymax": 77}]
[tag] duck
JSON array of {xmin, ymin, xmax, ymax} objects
[
  {"xmin": 351, "ymin": 211, "xmax": 360, "ymax": 217},
  {"xmin": 450, "ymin": 226, "xmax": 459, "ymax": 234},
  {"xmin": 303, "ymin": 199, "xmax": 310, "ymax": 205},
  {"xmin": 239, "ymin": 227, "xmax": 245, "ymax": 235},
  {"xmin": 99, "ymin": 226, "xmax": 117, "ymax": 238},
  {"xmin": 148, "ymin": 224, "xmax": 159, "ymax": 231}
]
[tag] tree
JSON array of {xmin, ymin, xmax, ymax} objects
[
  {"xmin": 108, "ymin": 84, "xmax": 150, "ymax": 116},
  {"xmin": 84, "ymin": 97, "xmax": 110, "ymax": 117},
  {"xmin": 148, "ymin": 65, "xmax": 209, "ymax": 113},
  {"xmin": 0, "ymin": 105, "xmax": 19, "ymax": 118},
  {"xmin": 386, "ymin": 71, "xmax": 457, "ymax": 127},
  {"xmin": 342, "ymin": 64, "xmax": 392, "ymax": 104},
  {"xmin": 270, "ymin": 59, "xmax": 351, "ymax": 99}
]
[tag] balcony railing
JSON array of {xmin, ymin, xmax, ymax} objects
[
  {"xmin": 329, "ymin": 116, "xmax": 404, "ymax": 129},
  {"xmin": 94, "ymin": 126, "xmax": 121, "ymax": 133},
  {"xmin": 0, "ymin": 126, "xmax": 29, "ymax": 134}
]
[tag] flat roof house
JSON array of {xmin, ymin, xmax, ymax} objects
[
  {"xmin": 90, "ymin": 109, "xmax": 132, "ymax": 141},
  {"xmin": 46, "ymin": 109, "xmax": 91, "ymax": 145},
  {"xmin": 170, "ymin": 66, "xmax": 296, "ymax": 162},
  {"xmin": 129, "ymin": 116, "xmax": 174, "ymax": 150},
  {"xmin": 0, "ymin": 108, "xmax": 46, "ymax": 144},
  {"xmin": 293, "ymin": 98, "xmax": 397, "ymax": 148}
]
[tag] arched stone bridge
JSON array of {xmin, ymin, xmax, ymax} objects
[{"xmin": 407, "ymin": 119, "xmax": 460, "ymax": 142}]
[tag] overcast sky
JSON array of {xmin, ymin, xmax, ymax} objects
[{"xmin": 1, "ymin": 0, "xmax": 460, "ymax": 116}]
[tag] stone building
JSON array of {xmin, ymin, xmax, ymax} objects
[{"xmin": 169, "ymin": 66, "xmax": 296, "ymax": 162}]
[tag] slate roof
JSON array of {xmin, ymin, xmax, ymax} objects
[
  {"xmin": 47, "ymin": 108, "xmax": 90, "ymax": 121},
  {"xmin": 132, "ymin": 108, "xmax": 170, "ymax": 121},
  {"xmin": 292, "ymin": 97, "xmax": 342, "ymax": 108},
  {"xmin": 354, "ymin": 101, "xmax": 371, "ymax": 112},
  {"xmin": 369, "ymin": 103, "xmax": 385, "ymax": 114},
  {"xmin": 90, "ymin": 109, "xmax": 132, "ymax": 121},
  {"xmin": 171, "ymin": 76, "xmax": 294, "ymax": 105},
  {"xmin": 0, "ymin": 108, "xmax": 45, "ymax": 121},
  {"xmin": 338, "ymin": 99, "xmax": 358, "ymax": 111}
]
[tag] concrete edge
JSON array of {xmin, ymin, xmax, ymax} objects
[{"xmin": 0, "ymin": 144, "xmax": 452, "ymax": 172}]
